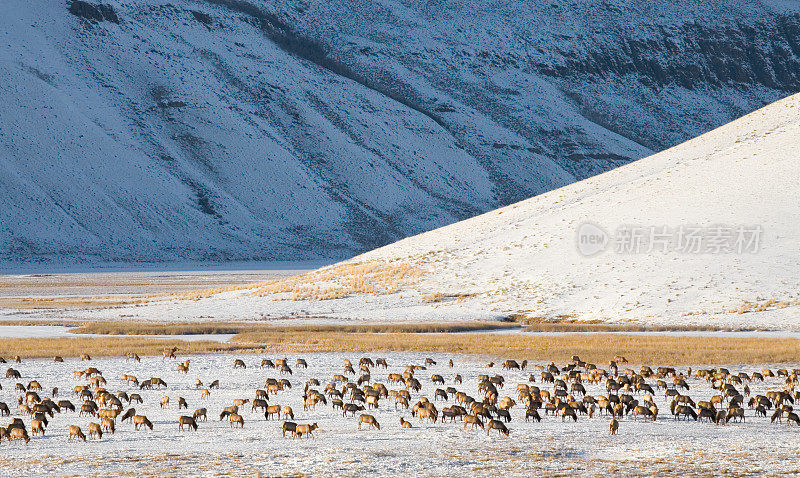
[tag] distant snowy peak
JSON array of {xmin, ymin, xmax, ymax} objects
[{"xmin": 1, "ymin": 0, "xmax": 799, "ymax": 265}]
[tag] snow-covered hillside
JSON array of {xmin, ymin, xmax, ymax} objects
[
  {"xmin": 2, "ymin": 0, "xmax": 799, "ymax": 265},
  {"xmin": 68, "ymin": 92, "xmax": 800, "ymax": 329}
]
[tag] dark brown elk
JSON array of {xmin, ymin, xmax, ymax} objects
[
  {"xmin": 0, "ymin": 402, "xmax": 9, "ymax": 416},
  {"xmin": 233, "ymin": 359, "xmax": 246, "ymax": 369},
  {"xmin": 68, "ymin": 425, "xmax": 85, "ymax": 441},
  {"xmin": 120, "ymin": 408, "xmax": 136, "ymax": 422},
  {"xmin": 788, "ymin": 412, "xmax": 800, "ymax": 426},
  {"xmin": 252, "ymin": 399, "xmax": 269, "ymax": 413},
  {"xmin": 54, "ymin": 356, "xmax": 64, "ymax": 362},
  {"xmin": 282, "ymin": 421, "xmax": 297, "ymax": 437},
  {"xmin": 178, "ymin": 416, "xmax": 198, "ymax": 431},
  {"xmin": 133, "ymin": 415, "xmax": 153, "ymax": 430},
  {"xmin": 209, "ymin": 380, "xmax": 220, "ymax": 389},
  {"xmin": 503, "ymin": 360, "xmax": 520, "ymax": 370},
  {"xmin": 487, "ymin": 419, "xmax": 509, "ymax": 437},
  {"xmin": 261, "ymin": 359, "xmax": 275, "ymax": 369},
  {"xmin": 178, "ymin": 397, "xmax": 188, "ymax": 409},
  {"xmin": 525, "ymin": 408, "xmax": 542, "ymax": 422},
  {"xmin": 358, "ymin": 414, "xmax": 380, "ymax": 430},
  {"xmin": 220, "ymin": 406, "xmax": 239, "ymax": 420},
  {"xmin": 193, "ymin": 408, "xmax": 207, "ymax": 421},
  {"xmin": 296, "ymin": 359, "xmax": 308, "ymax": 368},
  {"xmin": 6, "ymin": 368, "xmax": 21, "ymax": 379},
  {"xmin": 610, "ymin": 417, "xmax": 619, "ymax": 435},
  {"xmin": 343, "ymin": 404, "xmax": 365, "ymax": 417}
]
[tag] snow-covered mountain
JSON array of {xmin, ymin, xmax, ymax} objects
[{"xmin": 2, "ymin": 0, "xmax": 799, "ymax": 265}]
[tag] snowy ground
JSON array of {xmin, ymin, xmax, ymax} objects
[{"xmin": 1, "ymin": 352, "xmax": 799, "ymax": 476}]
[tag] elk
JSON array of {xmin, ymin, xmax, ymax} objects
[
  {"xmin": 69, "ymin": 425, "xmax": 86, "ymax": 442},
  {"xmin": 193, "ymin": 408, "xmax": 207, "ymax": 421},
  {"xmin": 101, "ymin": 417, "xmax": 116, "ymax": 434},
  {"xmin": 133, "ymin": 415, "xmax": 153, "ymax": 430},
  {"xmin": 610, "ymin": 418, "xmax": 619, "ymax": 435},
  {"xmin": 282, "ymin": 421, "xmax": 297, "ymax": 438},
  {"xmin": 487, "ymin": 419, "xmax": 509, "ymax": 437},
  {"xmin": 88, "ymin": 422, "xmax": 103, "ymax": 439},
  {"xmin": 264, "ymin": 405, "xmax": 281, "ymax": 420},
  {"xmin": 295, "ymin": 422, "xmax": 318, "ymax": 438},
  {"xmin": 358, "ymin": 414, "xmax": 380, "ymax": 430},
  {"xmin": 400, "ymin": 417, "xmax": 412, "ymax": 429},
  {"xmin": 229, "ymin": 414, "xmax": 244, "ymax": 428}
]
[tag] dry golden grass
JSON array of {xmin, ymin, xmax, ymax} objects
[
  {"xmin": 231, "ymin": 331, "xmax": 800, "ymax": 365},
  {"xmin": 249, "ymin": 261, "xmax": 423, "ymax": 301},
  {"xmin": 728, "ymin": 298, "xmax": 800, "ymax": 314},
  {"xmin": 69, "ymin": 321, "xmax": 516, "ymax": 336},
  {"xmin": 0, "ymin": 296, "xmax": 151, "ymax": 309},
  {"xmin": 0, "ymin": 337, "xmax": 255, "ymax": 358},
  {"xmin": 520, "ymin": 322, "xmax": 728, "ymax": 332}
]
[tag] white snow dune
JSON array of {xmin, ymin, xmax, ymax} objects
[
  {"xmin": 74, "ymin": 92, "xmax": 800, "ymax": 329},
  {"xmin": 350, "ymin": 92, "xmax": 800, "ymax": 328}
]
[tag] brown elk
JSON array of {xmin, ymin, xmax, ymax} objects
[
  {"xmin": 283, "ymin": 406, "xmax": 295, "ymax": 420},
  {"xmin": 201, "ymin": 389, "xmax": 211, "ymax": 400},
  {"xmin": 193, "ymin": 408, "xmax": 207, "ymax": 421},
  {"xmin": 163, "ymin": 347, "xmax": 177, "ymax": 360},
  {"xmin": 8, "ymin": 428, "xmax": 31, "ymax": 444},
  {"xmin": 177, "ymin": 361, "xmax": 190, "ymax": 374},
  {"xmin": 31, "ymin": 419, "xmax": 45, "ymax": 436},
  {"xmin": 69, "ymin": 425, "xmax": 85, "ymax": 442},
  {"xmin": 233, "ymin": 359, "xmax": 246, "ymax": 369},
  {"xmin": 229, "ymin": 414, "xmax": 244, "ymax": 428},
  {"xmin": 610, "ymin": 417, "xmax": 619, "ymax": 435},
  {"xmin": 400, "ymin": 417, "xmax": 412, "ymax": 429},
  {"xmin": 126, "ymin": 352, "xmax": 140, "ymax": 362},
  {"xmin": 358, "ymin": 414, "xmax": 380, "ymax": 430},
  {"xmin": 88, "ymin": 422, "xmax": 103, "ymax": 439},
  {"xmin": 133, "ymin": 415, "xmax": 153, "ymax": 430},
  {"xmin": 265, "ymin": 405, "xmax": 281, "ymax": 420},
  {"xmin": 295, "ymin": 422, "xmax": 318, "ymax": 438},
  {"xmin": 80, "ymin": 354, "xmax": 91, "ymax": 361},
  {"xmin": 101, "ymin": 417, "xmax": 115, "ymax": 434}
]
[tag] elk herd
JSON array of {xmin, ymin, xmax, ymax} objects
[{"xmin": 0, "ymin": 350, "xmax": 799, "ymax": 447}]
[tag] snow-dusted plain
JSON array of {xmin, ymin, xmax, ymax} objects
[{"xmin": 1, "ymin": 352, "xmax": 799, "ymax": 476}]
